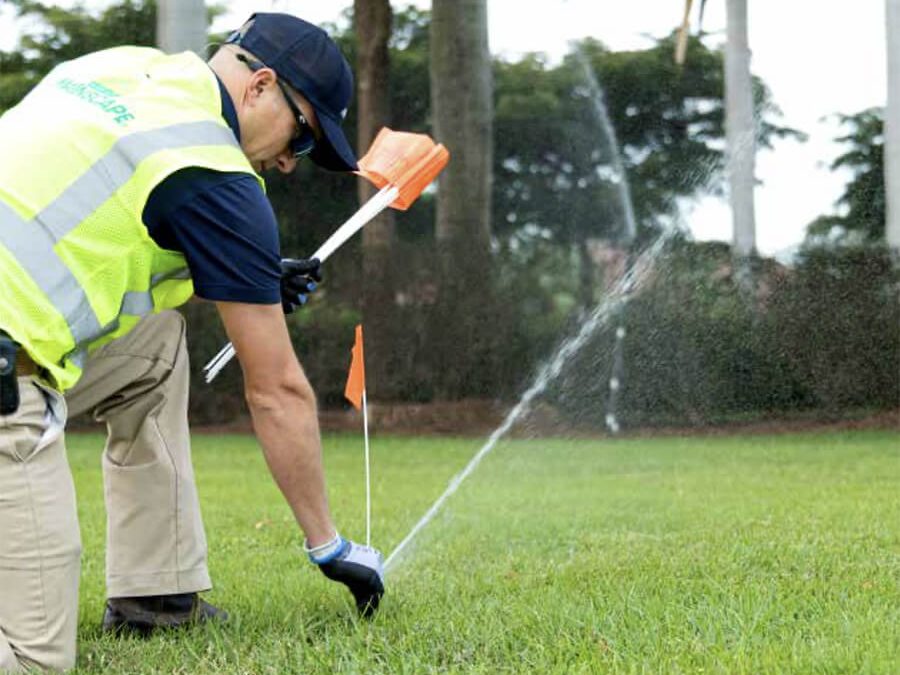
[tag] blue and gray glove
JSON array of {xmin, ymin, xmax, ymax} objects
[
  {"xmin": 306, "ymin": 535, "xmax": 385, "ymax": 617},
  {"xmin": 280, "ymin": 257, "xmax": 322, "ymax": 314}
]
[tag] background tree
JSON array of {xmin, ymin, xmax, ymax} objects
[
  {"xmin": 428, "ymin": 0, "xmax": 495, "ymax": 397},
  {"xmin": 885, "ymin": 0, "xmax": 900, "ymax": 249},
  {"xmin": 724, "ymin": 0, "xmax": 757, "ymax": 264},
  {"xmin": 156, "ymin": 0, "xmax": 205, "ymax": 55},
  {"xmin": 6, "ymin": 1, "xmax": 892, "ymax": 428},
  {"xmin": 676, "ymin": 0, "xmax": 758, "ymax": 276},
  {"xmin": 807, "ymin": 109, "xmax": 885, "ymax": 243},
  {"xmin": 0, "ymin": 0, "xmax": 156, "ymax": 113},
  {"xmin": 353, "ymin": 0, "xmax": 397, "ymax": 399},
  {"xmin": 492, "ymin": 34, "xmax": 796, "ymax": 307}
]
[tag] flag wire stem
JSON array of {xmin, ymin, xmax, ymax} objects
[{"xmin": 363, "ymin": 388, "xmax": 371, "ymax": 547}]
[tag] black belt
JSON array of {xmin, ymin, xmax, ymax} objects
[
  {"xmin": 15, "ymin": 349, "xmax": 36, "ymax": 376},
  {"xmin": 0, "ymin": 331, "xmax": 20, "ymax": 415}
]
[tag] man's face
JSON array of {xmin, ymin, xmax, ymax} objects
[{"xmin": 237, "ymin": 64, "xmax": 320, "ymax": 175}]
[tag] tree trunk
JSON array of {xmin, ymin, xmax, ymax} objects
[
  {"xmin": 725, "ymin": 0, "xmax": 756, "ymax": 261},
  {"xmin": 156, "ymin": 0, "xmax": 206, "ymax": 55},
  {"xmin": 354, "ymin": 0, "xmax": 396, "ymax": 399},
  {"xmin": 430, "ymin": 0, "xmax": 492, "ymax": 249},
  {"xmin": 886, "ymin": 0, "xmax": 900, "ymax": 249},
  {"xmin": 429, "ymin": 0, "xmax": 494, "ymax": 398}
]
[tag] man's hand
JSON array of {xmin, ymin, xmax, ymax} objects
[
  {"xmin": 311, "ymin": 538, "xmax": 385, "ymax": 617},
  {"xmin": 280, "ymin": 257, "xmax": 322, "ymax": 314}
]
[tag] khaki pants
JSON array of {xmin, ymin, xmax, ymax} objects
[{"xmin": 0, "ymin": 311, "xmax": 210, "ymax": 672}]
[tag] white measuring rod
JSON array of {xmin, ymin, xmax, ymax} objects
[{"xmin": 202, "ymin": 185, "xmax": 399, "ymax": 383}]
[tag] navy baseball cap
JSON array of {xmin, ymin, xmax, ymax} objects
[{"xmin": 226, "ymin": 13, "xmax": 357, "ymax": 171}]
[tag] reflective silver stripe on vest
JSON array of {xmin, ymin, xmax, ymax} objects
[
  {"xmin": 93, "ymin": 268, "xmax": 192, "ymax": 340},
  {"xmin": 68, "ymin": 348, "xmax": 87, "ymax": 370},
  {"xmin": 151, "ymin": 267, "xmax": 192, "ymax": 285},
  {"xmin": 0, "ymin": 121, "xmax": 233, "ymax": 356},
  {"xmin": 75, "ymin": 273, "xmax": 184, "ymax": 361},
  {"xmin": 35, "ymin": 121, "xmax": 239, "ymax": 242},
  {"xmin": 0, "ymin": 200, "xmax": 103, "ymax": 343},
  {"xmin": 120, "ymin": 291, "xmax": 155, "ymax": 317}
]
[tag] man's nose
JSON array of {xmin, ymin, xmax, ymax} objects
[{"xmin": 276, "ymin": 149, "xmax": 298, "ymax": 174}]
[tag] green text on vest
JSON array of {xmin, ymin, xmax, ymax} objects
[{"xmin": 56, "ymin": 78, "xmax": 136, "ymax": 126}]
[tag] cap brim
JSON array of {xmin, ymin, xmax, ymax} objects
[{"xmin": 308, "ymin": 111, "xmax": 358, "ymax": 172}]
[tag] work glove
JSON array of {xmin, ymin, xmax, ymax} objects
[
  {"xmin": 307, "ymin": 537, "xmax": 385, "ymax": 617},
  {"xmin": 280, "ymin": 257, "xmax": 322, "ymax": 314}
]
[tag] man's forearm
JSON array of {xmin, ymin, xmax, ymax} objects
[
  {"xmin": 214, "ymin": 301, "xmax": 336, "ymax": 547},
  {"xmin": 246, "ymin": 383, "xmax": 336, "ymax": 547}
]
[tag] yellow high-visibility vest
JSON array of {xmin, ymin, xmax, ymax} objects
[{"xmin": 0, "ymin": 46, "xmax": 263, "ymax": 391}]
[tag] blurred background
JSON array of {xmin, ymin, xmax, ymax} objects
[{"xmin": 1, "ymin": 0, "xmax": 897, "ymax": 433}]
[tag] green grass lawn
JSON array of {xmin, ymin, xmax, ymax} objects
[{"xmin": 66, "ymin": 429, "xmax": 900, "ymax": 673}]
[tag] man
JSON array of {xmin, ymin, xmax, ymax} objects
[{"xmin": 0, "ymin": 13, "xmax": 384, "ymax": 672}]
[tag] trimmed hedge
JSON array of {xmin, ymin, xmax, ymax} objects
[{"xmin": 182, "ymin": 241, "xmax": 900, "ymax": 430}]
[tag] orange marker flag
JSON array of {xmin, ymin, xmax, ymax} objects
[
  {"xmin": 356, "ymin": 127, "xmax": 450, "ymax": 211},
  {"xmin": 344, "ymin": 324, "xmax": 372, "ymax": 545},
  {"xmin": 344, "ymin": 324, "xmax": 366, "ymax": 410}
]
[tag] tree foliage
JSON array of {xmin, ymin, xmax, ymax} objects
[
  {"xmin": 492, "ymin": 33, "xmax": 799, "ymax": 251},
  {"xmin": 0, "ymin": 0, "xmax": 156, "ymax": 113},
  {"xmin": 807, "ymin": 108, "xmax": 885, "ymax": 243},
  {"xmin": 3, "ymin": 1, "xmax": 890, "ymax": 426}
]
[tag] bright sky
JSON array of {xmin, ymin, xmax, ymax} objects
[{"xmin": 1, "ymin": 1, "xmax": 888, "ymax": 256}]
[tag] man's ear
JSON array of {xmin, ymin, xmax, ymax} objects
[{"xmin": 246, "ymin": 68, "xmax": 276, "ymax": 105}]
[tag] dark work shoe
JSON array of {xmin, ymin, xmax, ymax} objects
[{"xmin": 102, "ymin": 593, "xmax": 228, "ymax": 636}]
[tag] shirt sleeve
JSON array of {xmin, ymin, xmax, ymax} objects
[{"xmin": 143, "ymin": 167, "xmax": 282, "ymax": 304}]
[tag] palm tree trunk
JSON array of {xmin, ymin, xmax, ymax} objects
[
  {"xmin": 429, "ymin": 0, "xmax": 494, "ymax": 398},
  {"xmin": 886, "ymin": 0, "xmax": 900, "ymax": 249},
  {"xmin": 430, "ymin": 0, "xmax": 493, "ymax": 249},
  {"xmin": 156, "ymin": 0, "xmax": 206, "ymax": 55},
  {"xmin": 354, "ymin": 0, "xmax": 396, "ymax": 399},
  {"xmin": 725, "ymin": 0, "xmax": 757, "ymax": 260}
]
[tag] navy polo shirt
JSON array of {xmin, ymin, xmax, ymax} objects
[{"xmin": 143, "ymin": 76, "xmax": 282, "ymax": 304}]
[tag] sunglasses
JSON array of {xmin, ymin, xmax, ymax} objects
[{"xmin": 235, "ymin": 53, "xmax": 316, "ymax": 159}]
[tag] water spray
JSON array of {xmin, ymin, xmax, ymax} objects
[
  {"xmin": 384, "ymin": 233, "xmax": 673, "ymax": 572},
  {"xmin": 385, "ymin": 49, "xmax": 676, "ymax": 571},
  {"xmin": 575, "ymin": 48, "xmax": 638, "ymax": 434}
]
